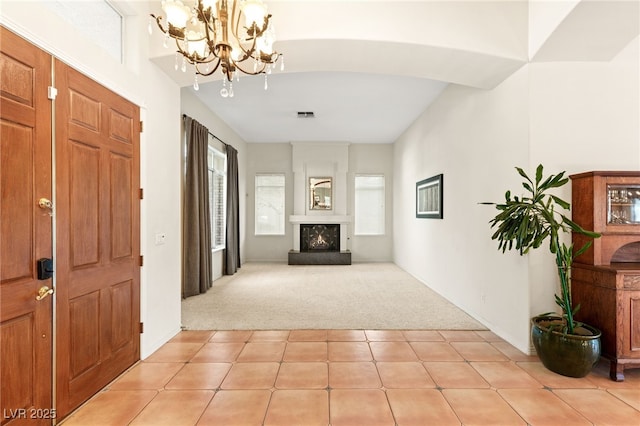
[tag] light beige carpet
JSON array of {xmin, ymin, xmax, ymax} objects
[{"xmin": 181, "ymin": 262, "xmax": 485, "ymax": 330}]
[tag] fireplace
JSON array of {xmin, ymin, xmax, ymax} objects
[
  {"xmin": 288, "ymin": 216, "xmax": 352, "ymax": 265},
  {"xmin": 300, "ymin": 224, "xmax": 340, "ymax": 252}
]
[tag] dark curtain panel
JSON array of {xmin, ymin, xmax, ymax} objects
[
  {"xmin": 225, "ymin": 145, "xmax": 241, "ymax": 275},
  {"xmin": 182, "ymin": 116, "xmax": 212, "ymax": 297}
]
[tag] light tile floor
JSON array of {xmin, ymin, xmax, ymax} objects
[{"xmin": 61, "ymin": 329, "xmax": 640, "ymax": 426}]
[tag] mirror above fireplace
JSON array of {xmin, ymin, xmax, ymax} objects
[{"xmin": 309, "ymin": 177, "xmax": 332, "ymax": 210}]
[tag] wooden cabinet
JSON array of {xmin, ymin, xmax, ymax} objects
[
  {"xmin": 570, "ymin": 171, "xmax": 640, "ymax": 381},
  {"xmin": 571, "ymin": 264, "xmax": 640, "ymax": 381},
  {"xmin": 570, "ymin": 171, "xmax": 640, "ymax": 265}
]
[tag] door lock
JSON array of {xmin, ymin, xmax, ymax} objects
[
  {"xmin": 36, "ymin": 285, "xmax": 54, "ymax": 301},
  {"xmin": 37, "ymin": 258, "xmax": 54, "ymax": 280}
]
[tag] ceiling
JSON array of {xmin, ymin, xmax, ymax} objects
[{"xmin": 146, "ymin": 0, "xmax": 639, "ymax": 144}]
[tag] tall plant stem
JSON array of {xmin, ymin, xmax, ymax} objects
[{"xmin": 555, "ymin": 241, "xmax": 575, "ymax": 334}]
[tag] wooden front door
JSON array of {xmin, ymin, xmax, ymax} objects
[
  {"xmin": 0, "ymin": 28, "xmax": 54, "ymax": 425},
  {"xmin": 54, "ymin": 60, "xmax": 141, "ymax": 419}
]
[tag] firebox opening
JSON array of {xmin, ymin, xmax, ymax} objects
[{"xmin": 300, "ymin": 224, "xmax": 340, "ymax": 252}]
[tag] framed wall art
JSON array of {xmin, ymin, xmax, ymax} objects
[{"xmin": 416, "ymin": 174, "xmax": 443, "ymax": 219}]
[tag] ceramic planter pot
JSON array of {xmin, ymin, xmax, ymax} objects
[{"xmin": 531, "ymin": 315, "xmax": 601, "ymax": 378}]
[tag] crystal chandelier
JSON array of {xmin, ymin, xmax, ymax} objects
[{"xmin": 150, "ymin": 0, "xmax": 284, "ymax": 97}]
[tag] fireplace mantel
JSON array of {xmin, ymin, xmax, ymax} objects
[{"xmin": 289, "ymin": 215, "xmax": 352, "ymax": 224}]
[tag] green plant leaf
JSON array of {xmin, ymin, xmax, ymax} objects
[
  {"xmin": 550, "ymin": 195, "xmax": 570, "ymax": 210},
  {"xmin": 548, "ymin": 175, "xmax": 569, "ymax": 189},
  {"xmin": 516, "ymin": 167, "xmax": 532, "ymax": 184},
  {"xmin": 535, "ymin": 164, "xmax": 543, "ymax": 185},
  {"xmin": 572, "ymin": 303, "xmax": 581, "ymax": 315},
  {"xmin": 574, "ymin": 241, "xmax": 593, "ymax": 258}
]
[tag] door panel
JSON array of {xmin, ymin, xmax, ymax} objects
[
  {"xmin": 0, "ymin": 27, "xmax": 53, "ymax": 426},
  {"xmin": 54, "ymin": 60, "xmax": 140, "ymax": 419},
  {"xmin": 69, "ymin": 140, "xmax": 100, "ymax": 267}
]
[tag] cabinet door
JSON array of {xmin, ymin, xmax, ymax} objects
[
  {"xmin": 603, "ymin": 177, "xmax": 640, "ymax": 233},
  {"xmin": 622, "ymin": 291, "xmax": 640, "ymax": 357}
]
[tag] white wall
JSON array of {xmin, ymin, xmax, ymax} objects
[
  {"xmin": 393, "ymin": 68, "xmax": 532, "ymax": 352},
  {"xmin": 1, "ymin": 1, "xmax": 183, "ymax": 358},
  {"xmin": 245, "ymin": 143, "xmax": 294, "ymax": 262},
  {"xmin": 244, "ymin": 143, "xmax": 395, "ymax": 262},
  {"xmin": 527, "ymin": 36, "xmax": 640, "ymax": 319},
  {"xmin": 348, "ymin": 144, "xmax": 394, "ymax": 262},
  {"xmin": 180, "ymin": 88, "xmax": 248, "ymax": 278},
  {"xmin": 393, "ymin": 36, "xmax": 640, "ymax": 354}
]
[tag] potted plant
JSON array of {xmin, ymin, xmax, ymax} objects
[{"xmin": 482, "ymin": 164, "xmax": 602, "ymax": 378}]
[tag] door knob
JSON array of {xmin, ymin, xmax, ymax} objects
[
  {"xmin": 36, "ymin": 286, "xmax": 54, "ymax": 301},
  {"xmin": 38, "ymin": 198, "xmax": 53, "ymax": 216},
  {"xmin": 38, "ymin": 198, "xmax": 53, "ymax": 209}
]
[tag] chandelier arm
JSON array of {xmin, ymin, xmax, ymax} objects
[
  {"xmin": 194, "ymin": 1, "xmax": 216, "ymax": 52},
  {"xmin": 150, "ymin": 14, "xmax": 165, "ymax": 33},
  {"xmin": 232, "ymin": 60, "xmax": 267, "ymax": 76},
  {"xmin": 174, "ymin": 37, "xmax": 193, "ymax": 63},
  {"xmin": 191, "ymin": 55, "xmax": 218, "ymax": 66},
  {"xmin": 231, "ymin": 0, "xmax": 239, "ymax": 31},
  {"xmin": 235, "ymin": 37, "xmax": 259, "ymax": 63},
  {"xmin": 228, "ymin": 1, "xmax": 247, "ymax": 54},
  {"xmin": 151, "ymin": 13, "xmax": 187, "ymax": 40},
  {"xmin": 194, "ymin": 58, "xmax": 222, "ymax": 76}
]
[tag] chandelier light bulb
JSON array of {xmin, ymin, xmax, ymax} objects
[
  {"xmin": 242, "ymin": 0, "xmax": 267, "ymax": 28},
  {"xmin": 162, "ymin": 0, "xmax": 190, "ymax": 28},
  {"xmin": 186, "ymin": 31, "xmax": 207, "ymax": 58}
]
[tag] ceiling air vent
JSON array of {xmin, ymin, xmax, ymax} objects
[{"xmin": 297, "ymin": 111, "xmax": 315, "ymax": 118}]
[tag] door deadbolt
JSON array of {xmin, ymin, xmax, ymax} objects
[{"xmin": 37, "ymin": 258, "xmax": 54, "ymax": 280}]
